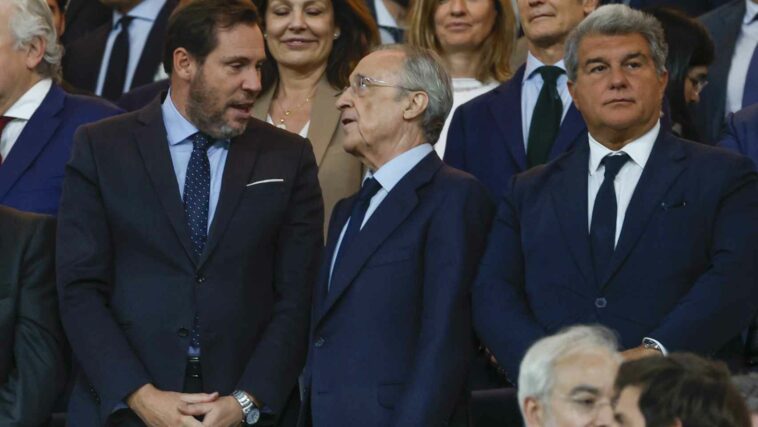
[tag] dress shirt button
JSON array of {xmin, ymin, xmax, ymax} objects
[
  {"xmin": 595, "ymin": 297, "xmax": 608, "ymax": 309},
  {"xmin": 196, "ymin": 275, "xmax": 206, "ymax": 284},
  {"xmin": 177, "ymin": 328, "xmax": 190, "ymax": 337},
  {"xmin": 314, "ymin": 337, "xmax": 326, "ymax": 348}
]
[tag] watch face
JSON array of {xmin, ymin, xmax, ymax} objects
[{"xmin": 246, "ymin": 408, "xmax": 261, "ymax": 425}]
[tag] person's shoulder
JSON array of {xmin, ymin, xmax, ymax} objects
[
  {"xmin": 673, "ymin": 134, "xmax": 753, "ymax": 172},
  {"xmin": 456, "ymin": 79, "xmax": 515, "ymax": 115},
  {"xmin": 700, "ymin": 0, "xmax": 743, "ymax": 27},
  {"xmin": 433, "ymin": 162, "xmax": 491, "ymax": 201},
  {"xmin": 0, "ymin": 206, "xmax": 54, "ymax": 238},
  {"xmin": 63, "ymin": 91, "xmax": 124, "ymax": 118}
]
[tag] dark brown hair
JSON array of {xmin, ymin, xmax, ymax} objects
[
  {"xmin": 163, "ymin": 0, "xmax": 261, "ymax": 74},
  {"xmin": 615, "ymin": 353, "xmax": 751, "ymax": 427},
  {"xmin": 255, "ymin": 0, "xmax": 378, "ymax": 91}
]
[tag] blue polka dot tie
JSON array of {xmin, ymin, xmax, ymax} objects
[{"xmin": 184, "ymin": 132, "xmax": 212, "ymax": 353}]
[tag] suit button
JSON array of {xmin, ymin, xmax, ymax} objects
[
  {"xmin": 178, "ymin": 328, "xmax": 189, "ymax": 337},
  {"xmin": 314, "ymin": 337, "xmax": 326, "ymax": 348},
  {"xmin": 196, "ymin": 275, "xmax": 206, "ymax": 284},
  {"xmin": 595, "ymin": 297, "xmax": 608, "ymax": 309}
]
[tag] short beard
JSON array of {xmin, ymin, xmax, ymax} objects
[{"xmin": 186, "ymin": 67, "xmax": 247, "ymax": 140}]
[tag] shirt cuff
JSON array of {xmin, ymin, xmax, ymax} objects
[{"xmin": 643, "ymin": 337, "xmax": 668, "ymax": 356}]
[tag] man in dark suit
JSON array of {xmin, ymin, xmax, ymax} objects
[
  {"xmin": 300, "ymin": 45, "xmax": 494, "ymax": 427},
  {"xmin": 0, "ymin": 0, "xmax": 121, "ymax": 216},
  {"xmin": 62, "ymin": 0, "xmax": 178, "ymax": 100},
  {"xmin": 602, "ymin": 0, "xmax": 732, "ymax": 16},
  {"xmin": 719, "ymin": 103, "xmax": 758, "ymax": 167},
  {"xmin": 444, "ymin": 0, "xmax": 598, "ymax": 199},
  {"xmin": 57, "ymin": 0, "xmax": 323, "ymax": 425},
  {"xmin": 0, "ymin": 205, "xmax": 66, "ymax": 426},
  {"xmin": 693, "ymin": 0, "xmax": 758, "ymax": 143},
  {"xmin": 474, "ymin": 4, "xmax": 758, "ymax": 380},
  {"xmin": 60, "ymin": 0, "xmax": 111, "ymax": 46}
]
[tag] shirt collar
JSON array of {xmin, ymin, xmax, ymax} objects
[
  {"xmin": 366, "ymin": 144, "xmax": 434, "ymax": 193},
  {"xmin": 745, "ymin": 0, "xmax": 758, "ymax": 25},
  {"xmin": 112, "ymin": 0, "xmax": 165, "ymax": 26},
  {"xmin": 373, "ymin": 0, "xmax": 396, "ymax": 27},
  {"xmin": 4, "ymin": 78, "xmax": 52, "ymax": 120},
  {"xmin": 588, "ymin": 120, "xmax": 660, "ymax": 176},
  {"xmin": 523, "ymin": 51, "xmax": 567, "ymax": 83},
  {"xmin": 161, "ymin": 89, "xmax": 200, "ymax": 146}
]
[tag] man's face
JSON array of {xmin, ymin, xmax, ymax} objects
[
  {"xmin": 0, "ymin": 3, "xmax": 36, "ymax": 115},
  {"xmin": 185, "ymin": 23, "xmax": 265, "ymax": 139},
  {"xmin": 335, "ymin": 50, "xmax": 409, "ymax": 165},
  {"xmin": 526, "ymin": 350, "xmax": 619, "ymax": 427},
  {"xmin": 613, "ymin": 386, "xmax": 646, "ymax": 427},
  {"xmin": 517, "ymin": 0, "xmax": 596, "ymax": 49},
  {"xmin": 46, "ymin": 0, "xmax": 65, "ymax": 38},
  {"xmin": 567, "ymin": 33, "xmax": 667, "ymax": 144}
]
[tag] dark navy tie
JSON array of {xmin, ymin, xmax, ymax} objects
[
  {"xmin": 330, "ymin": 178, "xmax": 382, "ymax": 289},
  {"xmin": 590, "ymin": 153, "xmax": 630, "ymax": 283},
  {"xmin": 743, "ymin": 15, "xmax": 758, "ymax": 108},
  {"xmin": 183, "ymin": 132, "xmax": 212, "ymax": 352},
  {"xmin": 102, "ymin": 15, "xmax": 133, "ymax": 101},
  {"xmin": 527, "ymin": 66, "xmax": 565, "ymax": 167}
]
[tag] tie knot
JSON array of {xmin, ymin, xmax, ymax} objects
[
  {"xmin": 0, "ymin": 116, "xmax": 12, "ymax": 127},
  {"xmin": 601, "ymin": 153, "xmax": 630, "ymax": 180},
  {"xmin": 537, "ymin": 66, "xmax": 564, "ymax": 85},
  {"xmin": 116, "ymin": 15, "xmax": 134, "ymax": 30},
  {"xmin": 191, "ymin": 132, "xmax": 213, "ymax": 152},
  {"xmin": 358, "ymin": 177, "xmax": 382, "ymax": 202}
]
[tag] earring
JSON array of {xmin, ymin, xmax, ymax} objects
[
  {"xmin": 263, "ymin": 32, "xmax": 268, "ymax": 40},
  {"xmin": 333, "ymin": 32, "xmax": 340, "ymax": 39}
]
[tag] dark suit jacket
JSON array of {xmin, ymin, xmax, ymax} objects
[
  {"xmin": 61, "ymin": 0, "xmax": 111, "ymax": 46},
  {"xmin": 693, "ymin": 0, "xmax": 746, "ymax": 144},
  {"xmin": 56, "ymin": 98, "xmax": 324, "ymax": 425},
  {"xmin": 0, "ymin": 84, "xmax": 122, "ymax": 215},
  {"xmin": 718, "ymin": 103, "xmax": 758, "ymax": 168},
  {"xmin": 62, "ymin": 0, "xmax": 177, "ymax": 96},
  {"xmin": 0, "ymin": 206, "xmax": 66, "ymax": 426},
  {"xmin": 604, "ymin": 0, "xmax": 732, "ymax": 16},
  {"xmin": 474, "ymin": 131, "xmax": 758, "ymax": 378},
  {"xmin": 301, "ymin": 153, "xmax": 494, "ymax": 427},
  {"xmin": 444, "ymin": 65, "xmax": 587, "ymax": 200},
  {"xmin": 116, "ymin": 79, "xmax": 170, "ymax": 112}
]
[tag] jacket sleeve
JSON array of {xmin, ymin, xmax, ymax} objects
[{"xmin": 443, "ymin": 107, "xmax": 467, "ymax": 170}]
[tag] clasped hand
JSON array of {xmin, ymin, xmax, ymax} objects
[{"xmin": 127, "ymin": 384, "xmax": 244, "ymax": 427}]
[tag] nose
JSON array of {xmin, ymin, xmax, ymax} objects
[
  {"xmin": 336, "ymin": 87, "xmax": 352, "ymax": 110},
  {"xmin": 593, "ymin": 401, "xmax": 617, "ymax": 427},
  {"xmin": 450, "ymin": 0, "xmax": 467, "ymax": 15},
  {"xmin": 289, "ymin": 9, "xmax": 306, "ymax": 30},
  {"xmin": 242, "ymin": 67, "xmax": 263, "ymax": 95},
  {"xmin": 609, "ymin": 65, "xmax": 629, "ymax": 90}
]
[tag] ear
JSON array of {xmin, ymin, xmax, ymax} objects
[
  {"xmin": 567, "ymin": 79, "xmax": 582, "ymax": 111},
  {"xmin": 523, "ymin": 397, "xmax": 546, "ymax": 427},
  {"xmin": 583, "ymin": 0, "xmax": 600, "ymax": 15},
  {"xmin": 402, "ymin": 91, "xmax": 429, "ymax": 121},
  {"xmin": 172, "ymin": 47, "xmax": 197, "ymax": 82},
  {"xmin": 657, "ymin": 69, "xmax": 669, "ymax": 99},
  {"xmin": 24, "ymin": 36, "xmax": 46, "ymax": 71},
  {"xmin": 671, "ymin": 418, "xmax": 683, "ymax": 427}
]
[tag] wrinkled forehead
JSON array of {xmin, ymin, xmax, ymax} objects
[
  {"xmin": 550, "ymin": 349, "xmax": 619, "ymax": 395},
  {"xmin": 578, "ymin": 32, "xmax": 652, "ymax": 63},
  {"xmin": 353, "ymin": 50, "xmax": 407, "ymax": 81}
]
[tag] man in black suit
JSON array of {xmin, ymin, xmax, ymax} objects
[
  {"xmin": 57, "ymin": 0, "xmax": 323, "ymax": 425},
  {"xmin": 0, "ymin": 205, "xmax": 66, "ymax": 425},
  {"xmin": 62, "ymin": 0, "xmax": 178, "ymax": 100}
]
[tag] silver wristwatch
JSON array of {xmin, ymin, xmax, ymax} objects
[
  {"xmin": 232, "ymin": 390, "xmax": 261, "ymax": 425},
  {"xmin": 642, "ymin": 337, "xmax": 664, "ymax": 354}
]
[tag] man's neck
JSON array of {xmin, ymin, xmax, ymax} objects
[
  {"xmin": 0, "ymin": 74, "xmax": 43, "ymax": 116},
  {"xmin": 443, "ymin": 50, "xmax": 483, "ymax": 79},
  {"xmin": 589, "ymin": 118, "xmax": 660, "ymax": 151},
  {"xmin": 527, "ymin": 41, "xmax": 565, "ymax": 66}
]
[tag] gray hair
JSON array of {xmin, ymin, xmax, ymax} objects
[
  {"xmin": 517, "ymin": 325, "xmax": 621, "ymax": 418},
  {"xmin": 373, "ymin": 44, "xmax": 453, "ymax": 144},
  {"xmin": 7, "ymin": 0, "xmax": 63, "ymax": 80},
  {"xmin": 733, "ymin": 373, "xmax": 758, "ymax": 414},
  {"xmin": 564, "ymin": 4, "xmax": 668, "ymax": 81}
]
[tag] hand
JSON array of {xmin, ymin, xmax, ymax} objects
[
  {"xmin": 127, "ymin": 383, "xmax": 219, "ymax": 427},
  {"xmin": 621, "ymin": 345, "xmax": 663, "ymax": 361},
  {"xmin": 179, "ymin": 395, "xmax": 244, "ymax": 427}
]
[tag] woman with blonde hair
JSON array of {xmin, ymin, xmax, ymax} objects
[{"xmin": 407, "ymin": 0, "xmax": 515, "ymax": 156}]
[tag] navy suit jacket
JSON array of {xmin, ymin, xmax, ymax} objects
[
  {"xmin": 474, "ymin": 131, "xmax": 758, "ymax": 378},
  {"xmin": 301, "ymin": 153, "xmax": 494, "ymax": 427},
  {"xmin": 693, "ymin": 0, "xmax": 745, "ymax": 144},
  {"xmin": 444, "ymin": 65, "xmax": 587, "ymax": 200},
  {"xmin": 0, "ymin": 84, "xmax": 121, "ymax": 215},
  {"xmin": 56, "ymin": 98, "xmax": 324, "ymax": 425},
  {"xmin": 718, "ymin": 104, "xmax": 758, "ymax": 168}
]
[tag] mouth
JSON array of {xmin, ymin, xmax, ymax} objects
[
  {"xmin": 604, "ymin": 98, "xmax": 635, "ymax": 106},
  {"xmin": 529, "ymin": 12, "xmax": 554, "ymax": 22},
  {"xmin": 282, "ymin": 38, "xmax": 316, "ymax": 47},
  {"xmin": 228, "ymin": 101, "xmax": 254, "ymax": 116},
  {"xmin": 340, "ymin": 117, "xmax": 356, "ymax": 126},
  {"xmin": 445, "ymin": 22, "xmax": 472, "ymax": 30}
]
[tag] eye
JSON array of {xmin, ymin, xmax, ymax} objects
[
  {"xmin": 271, "ymin": 7, "xmax": 289, "ymax": 15},
  {"xmin": 626, "ymin": 61, "xmax": 642, "ymax": 69},
  {"xmin": 589, "ymin": 64, "xmax": 606, "ymax": 73},
  {"xmin": 305, "ymin": 7, "xmax": 323, "ymax": 15},
  {"xmin": 255, "ymin": 61, "xmax": 265, "ymax": 70}
]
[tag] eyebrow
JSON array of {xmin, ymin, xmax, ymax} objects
[
  {"xmin": 584, "ymin": 51, "xmax": 646, "ymax": 66},
  {"xmin": 569, "ymin": 385, "xmax": 601, "ymax": 395}
]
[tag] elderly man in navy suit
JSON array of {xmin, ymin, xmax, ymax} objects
[
  {"xmin": 474, "ymin": 4, "xmax": 758, "ymax": 381},
  {"xmin": 0, "ymin": 0, "xmax": 121, "ymax": 215},
  {"xmin": 300, "ymin": 45, "xmax": 494, "ymax": 427},
  {"xmin": 445, "ymin": 0, "xmax": 599, "ymax": 199}
]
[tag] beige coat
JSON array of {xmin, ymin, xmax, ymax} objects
[{"xmin": 253, "ymin": 75, "xmax": 363, "ymax": 233}]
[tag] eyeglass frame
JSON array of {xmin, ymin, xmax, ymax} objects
[
  {"xmin": 343, "ymin": 73, "xmax": 419, "ymax": 97},
  {"xmin": 686, "ymin": 73, "xmax": 709, "ymax": 95}
]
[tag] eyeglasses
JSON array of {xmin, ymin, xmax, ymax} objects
[
  {"xmin": 344, "ymin": 74, "xmax": 416, "ymax": 96},
  {"xmin": 686, "ymin": 74, "xmax": 709, "ymax": 94},
  {"xmin": 557, "ymin": 394, "xmax": 614, "ymax": 418}
]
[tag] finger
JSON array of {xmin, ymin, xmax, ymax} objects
[
  {"xmin": 181, "ymin": 415, "xmax": 205, "ymax": 427},
  {"xmin": 178, "ymin": 402, "xmax": 213, "ymax": 416},
  {"xmin": 180, "ymin": 392, "xmax": 219, "ymax": 403}
]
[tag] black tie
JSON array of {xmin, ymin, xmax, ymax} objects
[
  {"xmin": 743, "ymin": 15, "xmax": 758, "ymax": 108},
  {"xmin": 590, "ymin": 153, "xmax": 630, "ymax": 283},
  {"xmin": 527, "ymin": 66, "xmax": 565, "ymax": 168},
  {"xmin": 330, "ymin": 178, "xmax": 382, "ymax": 288},
  {"xmin": 379, "ymin": 25, "xmax": 405, "ymax": 43},
  {"xmin": 183, "ymin": 132, "xmax": 212, "ymax": 353},
  {"xmin": 102, "ymin": 15, "xmax": 134, "ymax": 101}
]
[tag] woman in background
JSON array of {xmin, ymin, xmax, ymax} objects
[
  {"xmin": 407, "ymin": 0, "xmax": 516, "ymax": 157},
  {"xmin": 253, "ymin": 0, "xmax": 378, "ymax": 228}
]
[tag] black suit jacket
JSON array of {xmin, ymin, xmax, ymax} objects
[
  {"xmin": 0, "ymin": 206, "xmax": 66, "ymax": 426},
  {"xmin": 56, "ymin": 97, "xmax": 324, "ymax": 425},
  {"xmin": 61, "ymin": 0, "xmax": 111, "ymax": 46},
  {"xmin": 62, "ymin": 0, "xmax": 178, "ymax": 96}
]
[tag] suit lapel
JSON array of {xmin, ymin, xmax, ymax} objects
[
  {"xmin": 199, "ymin": 128, "xmax": 259, "ymax": 268},
  {"xmin": 0, "ymin": 85, "xmax": 65, "ymax": 201},
  {"xmin": 251, "ymin": 85, "xmax": 274, "ymax": 122},
  {"xmin": 313, "ymin": 198, "xmax": 353, "ymax": 323},
  {"xmin": 307, "ymin": 77, "xmax": 340, "ymax": 166},
  {"xmin": 133, "ymin": 98, "xmax": 197, "ymax": 265},
  {"xmin": 131, "ymin": 0, "xmax": 177, "ymax": 89},
  {"xmin": 550, "ymin": 105, "xmax": 586, "ymax": 159},
  {"xmin": 488, "ymin": 66, "xmax": 526, "ymax": 171},
  {"xmin": 600, "ymin": 132, "xmax": 687, "ymax": 288},
  {"xmin": 551, "ymin": 141, "xmax": 596, "ymax": 287},
  {"xmin": 315, "ymin": 153, "xmax": 442, "ymax": 326}
]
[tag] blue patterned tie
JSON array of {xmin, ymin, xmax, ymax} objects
[
  {"xmin": 184, "ymin": 132, "xmax": 212, "ymax": 353},
  {"xmin": 590, "ymin": 153, "xmax": 630, "ymax": 284}
]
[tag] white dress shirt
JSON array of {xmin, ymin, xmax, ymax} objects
[
  {"xmin": 521, "ymin": 52, "xmax": 573, "ymax": 149},
  {"xmin": 0, "ymin": 79, "xmax": 53, "ymax": 161},
  {"xmin": 95, "ymin": 0, "xmax": 167, "ymax": 96},
  {"xmin": 726, "ymin": 0, "xmax": 758, "ymax": 114},
  {"xmin": 374, "ymin": 0, "xmax": 401, "ymax": 44},
  {"xmin": 435, "ymin": 78, "xmax": 499, "ymax": 158},
  {"xmin": 587, "ymin": 120, "xmax": 660, "ymax": 246}
]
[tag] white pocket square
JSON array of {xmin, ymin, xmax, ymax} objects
[{"xmin": 246, "ymin": 179, "xmax": 284, "ymax": 187}]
